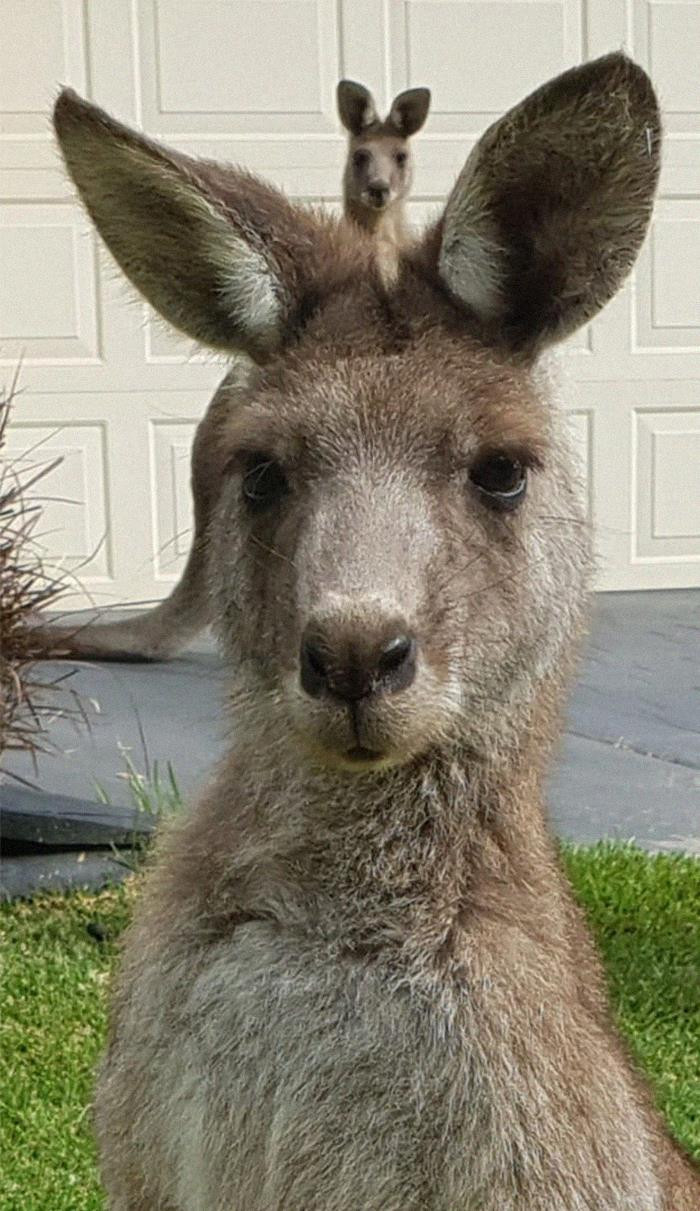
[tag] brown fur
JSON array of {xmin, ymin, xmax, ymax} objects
[
  {"xmin": 53, "ymin": 55, "xmax": 699, "ymax": 1209},
  {"xmin": 38, "ymin": 84, "xmax": 428, "ymax": 664}
]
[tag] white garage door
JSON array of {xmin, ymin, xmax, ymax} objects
[{"xmin": 2, "ymin": 0, "xmax": 699, "ymax": 608}]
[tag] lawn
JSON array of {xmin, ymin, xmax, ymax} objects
[{"xmin": 1, "ymin": 843, "xmax": 698, "ymax": 1210}]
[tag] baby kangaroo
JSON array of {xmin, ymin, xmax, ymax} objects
[
  {"xmin": 337, "ymin": 79, "xmax": 430, "ymax": 247},
  {"xmin": 37, "ymin": 82, "xmax": 428, "ymax": 663},
  {"xmin": 53, "ymin": 53, "xmax": 699, "ymax": 1210}
]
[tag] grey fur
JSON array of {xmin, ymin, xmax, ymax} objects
[{"xmin": 51, "ymin": 55, "xmax": 700, "ymax": 1210}]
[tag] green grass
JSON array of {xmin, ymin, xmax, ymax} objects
[
  {"xmin": 0, "ymin": 886, "xmax": 133, "ymax": 1211},
  {"xmin": 565, "ymin": 844, "xmax": 700, "ymax": 1152},
  {"xmin": 1, "ymin": 843, "xmax": 698, "ymax": 1210}
]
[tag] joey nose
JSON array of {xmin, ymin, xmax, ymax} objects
[
  {"xmin": 300, "ymin": 624, "xmax": 416, "ymax": 702},
  {"xmin": 368, "ymin": 184, "xmax": 389, "ymax": 206}
]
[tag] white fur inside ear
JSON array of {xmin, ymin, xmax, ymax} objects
[
  {"xmin": 438, "ymin": 147, "xmax": 505, "ymax": 322},
  {"xmin": 438, "ymin": 227, "xmax": 504, "ymax": 322},
  {"xmin": 359, "ymin": 97, "xmax": 377, "ymax": 129},
  {"xmin": 217, "ymin": 236, "xmax": 283, "ymax": 352}
]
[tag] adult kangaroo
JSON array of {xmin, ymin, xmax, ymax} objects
[
  {"xmin": 39, "ymin": 82, "xmax": 428, "ymax": 663},
  {"xmin": 54, "ymin": 54, "xmax": 699, "ymax": 1210}
]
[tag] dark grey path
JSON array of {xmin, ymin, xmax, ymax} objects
[{"xmin": 2, "ymin": 590, "xmax": 698, "ymax": 896}]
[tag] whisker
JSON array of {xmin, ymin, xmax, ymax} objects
[
  {"xmin": 459, "ymin": 554, "xmax": 551, "ymax": 602},
  {"xmin": 249, "ymin": 534, "xmax": 298, "ymax": 569},
  {"xmin": 539, "ymin": 515, "xmax": 588, "ymax": 526}
]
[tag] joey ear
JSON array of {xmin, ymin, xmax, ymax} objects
[
  {"xmin": 436, "ymin": 54, "xmax": 661, "ymax": 355},
  {"xmin": 388, "ymin": 88, "xmax": 431, "ymax": 137},
  {"xmin": 336, "ymin": 80, "xmax": 379, "ymax": 136},
  {"xmin": 53, "ymin": 90, "xmax": 355, "ymax": 361}
]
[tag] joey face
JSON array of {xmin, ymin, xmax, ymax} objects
[
  {"xmin": 336, "ymin": 81, "xmax": 430, "ymax": 221},
  {"xmin": 346, "ymin": 134, "xmax": 413, "ymax": 214}
]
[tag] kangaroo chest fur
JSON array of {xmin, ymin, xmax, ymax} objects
[{"xmin": 124, "ymin": 915, "xmax": 661, "ymax": 1211}]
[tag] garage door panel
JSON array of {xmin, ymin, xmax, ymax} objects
[
  {"xmin": 135, "ymin": 0, "xmax": 342, "ymax": 135},
  {"xmin": 0, "ymin": 0, "xmax": 89, "ymax": 136},
  {"xmin": 143, "ymin": 313, "xmax": 226, "ymax": 368},
  {"xmin": 569, "ymin": 379, "xmax": 700, "ymax": 590},
  {"xmin": 2, "ymin": 392, "xmax": 215, "ymax": 609},
  {"xmin": 564, "ymin": 410, "xmax": 594, "ymax": 523},
  {"xmin": 3, "ymin": 0, "xmax": 699, "ymax": 599},
  {"xmin": 634, "ymin": 201, "xmax": 700, "ymax": 350},
  {"xmin": 151, "ymin": 419, "xmax": 197, "ymax": 581},
  {"xmin": 634, "ymin": 409, "xmax": 700, "ymax": 560},
  {"xmin": 2, "ymin": 420, "xmax": 112, "ymax": 582},
  {"xmin": 388, "ymin": 0, "xmax": 584, "ymax": 126},
  {"xmin": 632, "ymin": 0, "xmax": 700, "ymax": 132},
  {"xmin": 0, "ymin": 204, "xmax": 102, "ymax": 367}
]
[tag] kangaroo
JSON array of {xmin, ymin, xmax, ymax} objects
[
  {"xmin": 53, "ymin": 55, "xmax": 699, "ymax": 1210},
  {"xmin": 337, "ymin": 79, "xmax": 430, "ymax": 248},
  {"xmin": 37, "ymin": 83, "xmax": 428, "ymax": 664}
]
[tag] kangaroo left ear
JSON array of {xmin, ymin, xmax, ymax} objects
[
  {"xmin": 53, "ymin": 89, "xmax": 366, "ymax": 362},
  {"xmin": 388, "ymin": 88, "xmax": 431, "ymax": 137}
]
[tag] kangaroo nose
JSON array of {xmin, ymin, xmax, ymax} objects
[
  {"xmin": 300, "ymin": 623, "xmax": 416, "ymax": 702},
  {"xmin": 368, "ymin": 183, "xmax": 389, "ymax": 206}
]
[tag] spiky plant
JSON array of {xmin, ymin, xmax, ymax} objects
[{"xmin": 0, "ymin": 371, "xmax": 79, "ymax": 770}]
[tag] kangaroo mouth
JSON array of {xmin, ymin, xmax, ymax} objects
[{"xmin": 345, "ymin": 745, "xmax": 383, "ymax": 763}]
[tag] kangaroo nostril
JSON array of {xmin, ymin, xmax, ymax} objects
[
  {"xmin": 378, "ymin": 635, "xmax": 414, "ymax": 674},
  {"xmin": 377, "ymin": 634, "xmax": 416, "ymax": 693},
  {"xmin": 305, "ymin": 641, "xmax": 326, "ymax": 677},
  {"xmin": 300, "ymin": 635, "xmax": 328, "ymax": 698}
]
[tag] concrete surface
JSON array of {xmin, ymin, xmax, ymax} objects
[{"xmin": 2, "ymin": 590, "xmax": 698, "ymax": 896}]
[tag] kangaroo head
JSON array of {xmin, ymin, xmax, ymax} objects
[
  {"xmin": 54, "ymin": 55, "xmax": 660, "ymax": 773},
  {"xmin": 337, "ymin": 80, "xmax": 430, "ymax": 218}
]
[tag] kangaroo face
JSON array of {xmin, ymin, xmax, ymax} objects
[
  {"xmin": 208, "ymin": 330, "xmax": 588, "ymax": 772},
  {"xmin": 337, "ymin": 81, "xmax": 431, "ymax": 224},
  {"xmin": 347, "ymin": 133, "xmax": 413, "ymax": 213}
]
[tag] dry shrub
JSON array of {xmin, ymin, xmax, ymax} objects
[{"xmin": 0, "ymin": 372, "xmax": 81, "ymax": 771}]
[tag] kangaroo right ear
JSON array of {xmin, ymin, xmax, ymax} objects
[
  {"xmin": 388, "ymin": 88, "xmax": 431, "ymax": 137},
  {"xmin": 53, "ymin": 89, "xmax": 361, "ymax": 362},
  {"xmin": 434, "ymin": 54, "xmax": 660, "ymax": 356},
  {"xmin": 336, "ymin": 80, "xmax": 379, "ymax": 136}
]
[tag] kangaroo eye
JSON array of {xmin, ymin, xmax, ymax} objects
[
  {"xmin": 395, "ymin": 151, "xmax": 407, "ymax": 166},
  {"xmin": 353, "ymin": 150, "xmax": 369, "ymax": 169},
  {"xmin": 469, "ymin": 452, "xmax": 527, "ymax": 511},
  {"xmin": 242, "ymin": 454, "xmax": 288, "ymax": 514}
]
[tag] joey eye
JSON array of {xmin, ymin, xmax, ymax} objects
[
  {"xmin": 469, "ymin": 451, "xmax": 527, "ymax": 511},
  {"xmin": 353, "ymin": 150, "xmax": 369, "ymax": 170},
  {"xmin": 242, "ymin": 454, "xmax": 288, "ymax": 514},
  {"xmin": 395, "ymin": 150, "xmax": 407, "ymax": 166}
]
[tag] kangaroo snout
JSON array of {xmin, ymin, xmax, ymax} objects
[
  {"xmin": 300, "ymin": 617, "xmax": 416, "ymax": 702},
  {"xmin": 367, "ymin": 182, "xmax": 390, "ymax": 207}
]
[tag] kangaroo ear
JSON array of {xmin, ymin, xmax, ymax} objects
[
  {"xmin": 53, "ymin": 90, "xmax": 356, "ymax": 361},
  {"xmin": 336, "ymin": 80, "xmax": 379, "ymax": 136},
  {"xmin": 435, "ymin": 54, "xmax": 661, "ymax": 355},
  {"xmin": 388, "ymin": 88, "xmax": 431, "ymax": 137}
]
